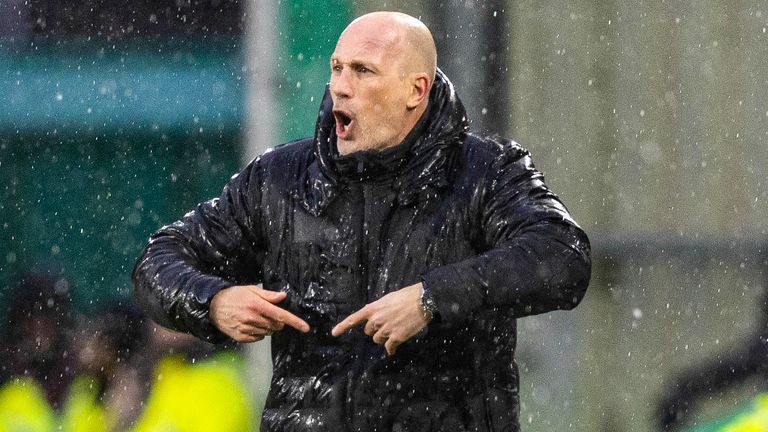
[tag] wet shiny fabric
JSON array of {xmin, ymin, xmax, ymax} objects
[{"xmin": 133, "ymin": 70, "xmax": 592, "ymax": 432}]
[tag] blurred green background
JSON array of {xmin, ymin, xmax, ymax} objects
[
  {"xmin": 0, "ymin": 38, "xmax": 244, "ymax": 314},
  {"xmin": 2, "ymin": 0, "xmax": 767, "ymax": 431}
]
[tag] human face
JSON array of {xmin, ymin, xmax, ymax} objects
[{"xmin": 329, "ymin": 27, "xmax": 411, "ymax": 154}]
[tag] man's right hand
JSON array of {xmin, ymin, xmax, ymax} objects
[{"xmin": 210, "ymin": 284, "xmax": 310, "ymax": 343}]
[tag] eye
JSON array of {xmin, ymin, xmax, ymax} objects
[
  {"xmin": 357, "ymin": 65, "xmax": 370, "ymax": 73},
  {"xmin": 332, "ymin": 64, "xmax": 342, "ymax": 72}
]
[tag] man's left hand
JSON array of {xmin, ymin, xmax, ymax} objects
[{"xmin": 331, "ymin": 282, "xmax": 431, "ymax": 355}]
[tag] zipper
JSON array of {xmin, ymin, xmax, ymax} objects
[{"xmin": 361, "ymin": 183, "xmax": 372, "ymax": 303}]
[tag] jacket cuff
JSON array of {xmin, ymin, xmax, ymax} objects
[
  {"xmin": 421, "ymin": 264, "xmax": 485, "ymax": 327},
  {"xmin": 180, "ymin": 276, "xmax": 233, "ymax": 344}
]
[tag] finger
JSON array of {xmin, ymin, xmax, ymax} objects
[
  {"xmin": 244, "ymin": 334, "xmax": 265, "ymax": 343},
  {"xmin": 253, "ymin": 287, "xmax": 288, "ymax": 304},
  {"xmin": 239, "ymin": 326, "xmax": 271, "ymax": 337},
  {"xmin": 331, "ymin": 307, "xmax": 370, "ymax": 337},
  {"xmin": 372, "ymin": 330, "xmax": 389, "ymax": 345},
  {"xmin": 259, "ymin": 301, "xmax": 310, "ymax": 333},
  {"xmin": 233, "ymin": 332, "xmax": 265, "ymax": 343},
  {"xmin": 385, "ymin": 338, "xmax": 400, "ymax": 356},
  {"xmin": 241, "ymin": 314, "xmax": 284, "ymax": 332},
  {"xmin": 363, "ymin": 319, "xmax": 380, "ymax": 337}
]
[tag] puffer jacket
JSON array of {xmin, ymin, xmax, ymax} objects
[{"xmin": 132, "ymin": 69, "xmax": 591, "ymax": 432}]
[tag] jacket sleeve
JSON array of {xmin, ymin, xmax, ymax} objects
[
  {"xmin": 421, "ymin": 142, "xmax": 591, "ymax": 327},
  {"xmin": 132, "ymin": 157, "xmax": 267, "ymax": 343}
]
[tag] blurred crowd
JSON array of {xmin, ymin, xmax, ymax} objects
[{"xmin": 0, "ymin": 271, "xmax": 257, "ymax": 432}]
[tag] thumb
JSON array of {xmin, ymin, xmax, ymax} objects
[{"xmin": 254, "ymin": 287, "xmax": 287, "ymax": 304}]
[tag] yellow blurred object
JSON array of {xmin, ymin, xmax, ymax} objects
[
  {"xmin": 719, "ymin": 393, "xmax": 768, "ymax": 432},
  {"xmin": 0, "ymin": 376, "xmax": 56, "ymax": 432},
  {"xmin": 130, "ymin": 352, "xmax": 255, "ymax": 432},
  {"xmin": 59, "ymin": 375, "xmax": 110, "ymax": 432}
]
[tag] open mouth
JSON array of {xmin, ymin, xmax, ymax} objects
[{"xmin": 333, "ymin": 110, "xmax": 354, "ymax": 138}]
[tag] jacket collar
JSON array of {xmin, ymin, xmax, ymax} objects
[{"xmin": 301, "ymin": 68, "xmax": 468, "ymax": 216}]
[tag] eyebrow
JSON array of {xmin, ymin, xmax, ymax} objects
[{"xmin": 330, "ymin": 57, "xmax": 376, "ymax": 72}]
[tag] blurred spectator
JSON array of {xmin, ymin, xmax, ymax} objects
[
  {"xmin": 0, "ymin": 375, "xmax": 56, "ymax": 432},
  {"xmin": 0, "ymin": 270, "xmax": 72, "ymax": 431},
  {"xmin": 1, "ymin": 270, "xmax": 254, "ymax": 431},
  {"xmin": 61, "ymin": 303, "xmax": 146, "ymax": 432},
  {"xmin": 128, "ymin": 323, "xmax": 256, "ymax": 432}
]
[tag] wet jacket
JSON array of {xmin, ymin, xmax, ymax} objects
[{"xmin": 133, "ymin": 70, "xmax": 591, "ymax": 432}]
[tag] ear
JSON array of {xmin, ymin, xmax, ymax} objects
[{"xmin": 406, "ymin": 72, "xmax": 430, "ymax": 109}]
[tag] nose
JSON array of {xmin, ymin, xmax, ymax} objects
[{"xmin": 330, "ymin": 68, "xmax": 352, "ymax": 100}]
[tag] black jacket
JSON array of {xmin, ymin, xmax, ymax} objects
[{"xmin": 133, "ymin": 70, "xmax": 591, "ymax": 432}]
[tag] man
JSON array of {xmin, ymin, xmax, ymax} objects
[{"xmin": 133, "ymin": 11, "xmax": 591, "ymax": 432}]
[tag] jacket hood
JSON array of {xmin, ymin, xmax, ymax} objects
[{"xmin": 301, "ymin": 68, "xmax": 469, "ymax": 216}]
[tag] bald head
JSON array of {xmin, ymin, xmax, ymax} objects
[
  {"xmin": 340, "ymin": 11, "xmax": 437, "ymax": 88},
  {"xmin": 329, "ymin": 12, "xmax": 437, "ymax": 154}
]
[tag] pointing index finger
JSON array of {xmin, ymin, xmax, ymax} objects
[
  {"xmin": 260, "ymin": 301, "xmax": 310, "ymax": 333},
  {"xmin": 331, "ymin": 307, "xmax": 369, "ymax": 337}
]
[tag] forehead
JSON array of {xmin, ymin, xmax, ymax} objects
[{"xmin": 332, "ymin": 24, "xmax": 400, "ymax": 62}]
